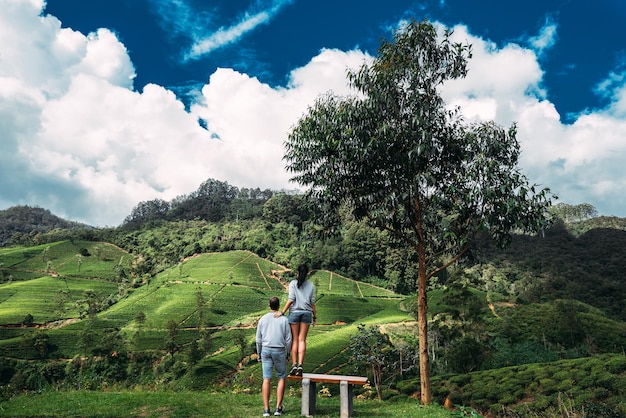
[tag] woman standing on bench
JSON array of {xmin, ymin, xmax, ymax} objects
[{"xmin": 277, "ymin": 263, "xmax": 317, "ymax": 377}]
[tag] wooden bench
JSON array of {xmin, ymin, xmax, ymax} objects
[{"xmin": 288, "ymin": 373, "xmax": 368, "ymax": 418}]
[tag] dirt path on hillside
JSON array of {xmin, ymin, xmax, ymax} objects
[{"xmin": 487, "ymin": 294, "xmax": 516, "ymax": 318}]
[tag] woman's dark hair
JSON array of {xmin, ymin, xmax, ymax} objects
[{"xmin": 296, "ymin": 264, "xmax": 309, "ymax": 288}]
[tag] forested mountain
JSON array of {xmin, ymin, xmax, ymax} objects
[
  {"xmin": 472, "ymin": 220, "xmax": 626, "ymax": 321},
  {"xmin": 2, "ymin": 183, "xmax": 625, "ymax": 324},
  {"xmin": 120, "ymin": 178, "xmax": 283, "ymax": 228},
  {"xmin": 0, "ymin": 205, "xmax": 89, "ymax": 246},
  {"xmin": 1, "ymin": 184, "xmax": 626, "ymax": 416}
]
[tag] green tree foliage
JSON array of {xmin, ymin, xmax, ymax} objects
[
  {"xmin": 132, "ymin": 311, "xmax": 147, "ymax": 350},
  {"xmin": 121, "ymin": 179, "xmax": 272, "ymax": 230},
  {"xmin": 233, "ymin": 330, "xmax": 248, "ymax": 360},
  {"xmin": 382, "ymin": 244, "xmax": 420, "ymax": 294},
  {"xmin": 349, "ymin": 324, "xmax": 398, "ymax": 400},
  {"xmin": 550, "ymin": 202, "xmax": 598, "ymax": 223},
  {"xmin": 284, "ymin": 20, "xmax": 555, "ymax": 403},
  {"xmin": 341, "ymin": 222, "xmax": 386, "ymax": 279},
  {"xmin": 121, "ymin": 198, "xmax": 171, "ymax": 229},
  {"xmin": 77, "ymin": 322, "xmax": 98, "ymax": 356},
  {"xmin": 25, "ymin": 329, "xmax": 51, "ymax": 359},
  {"xmin": 185, "ymin": 339, "xmax": 202, "ymax": 365},
  {"xmin": 94, "ymin": 327, "xmax": 127, "ymax": 356},
  {"xmin": 473, "ymin": 221, "xmax": 626, "ymax": 321},
  {"xmin": 0, "ymin": 205, "xmax": 89, "ymax": 246},
  {"xmin": 165, "ymin": 320, "xmax": 180, "ymax": 356},
  {"xmin": 75, "ymin": 290, "xmax": 105, "ymax": 320},
  {"xmin": 172, "ymin": 178, "xmax": 240, "ymax": 222},
  {"xmin": 441, "ymin": 282, "xmax": 485, "ymax": 323},
  {"xmin": 444, "ymin": 336, "xmax": 486, "ymax": 373},
  {"xmin": 22, "ymin": 313, "xmax": 34, "ymax": 326},
  {"xmin": 199, "ymin": 328, "xmax": 213, "ymax": 356},
  {"xmin": 262, "ymin": 193, "xmax": 310, "ymax": 229}
]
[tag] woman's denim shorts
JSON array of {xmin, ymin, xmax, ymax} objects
[{"xmin": 288, "ymin": 310, "xmax": 313, "ymax": 325}]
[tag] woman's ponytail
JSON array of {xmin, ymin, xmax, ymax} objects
[{"xmin": 296, "ymin": 264, "xmax": 308, "ymax": 288}]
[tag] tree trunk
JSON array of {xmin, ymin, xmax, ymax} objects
[
  {"xmin": 417, "ymin": 241, "xmax": 432, "ymax": 404},
  {"xmin": 373, "ymin": 362, "xmax": 383, "ymax": 400}
]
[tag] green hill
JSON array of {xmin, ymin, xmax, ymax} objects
[
  {"xmin": 0, "ymin": 248, "xmax": 408, "ymax": 371},
  {"xmin": 1, "ymin": 237, "xmax": 625, "ymax": 416},
  {"xmin": 0, "ymin": 206, "xmax": 91, "ymax": 246}
]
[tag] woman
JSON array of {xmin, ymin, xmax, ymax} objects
[{"xmin": 277, "ymin": 264, "xmax": 316, "ymax": 377}]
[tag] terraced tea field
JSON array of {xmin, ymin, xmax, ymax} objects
[{"xmin": 0, "ymin": 245, "xmax": 411, "ymax": 381}]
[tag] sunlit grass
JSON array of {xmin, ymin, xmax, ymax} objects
[{"xmin": 0, "ymin": 390, "xmax": 454, "ymax": 418}]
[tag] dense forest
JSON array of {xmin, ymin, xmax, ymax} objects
[{"xmin": 0, "ymin": 205, "xmax": 90, "ymax": 246}]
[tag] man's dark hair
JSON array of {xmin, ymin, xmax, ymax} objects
[{"xmin": 269, "ymin": 296, "xmax": 280, "ymax": 310}]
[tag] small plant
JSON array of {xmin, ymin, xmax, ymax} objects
[
  {"xmin": 356, "ymin": 382, "xmax": 375, "ymax": 400},
  {"xmin": 319, "ymin": 385, "xmax": 332, "ymax": 397},
  {"xmin": 451, "ymin": 405, "xmax": 483, "ymax": 417},
  {"xmin": 22, "ymin": 313, "xmax": 34, "ymax": 326}
]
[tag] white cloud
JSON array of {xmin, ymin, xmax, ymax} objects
[
  {"xmin": 0, "ymin": 0, "xmax": 200, "ymax": 225},
  {"xmin": 0, "ymin": 1, "xmax": 365, "ymax": 226},
  {"xmin": 441, "ymin": 23, "xmax": 626, "ymax": 215},
  {"xmin": 148, "ymin": 0, "xmax": 295, "ymax": 61},
  {"xmin": 2, "ymin": 2, "xmax": 626, "ymax": 227},
  {"xmin": 189, "ymin": 48, "xmax": 369, "ymax": 188},
  {"xmin": 528, "ymin": 20, "xmax": 558, "ymax": 55},
  {"xmin": 187, "ymin": 10, "xmax": 272, "ymax": 59}
]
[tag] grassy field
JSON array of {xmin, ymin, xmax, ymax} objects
[{"xmin": 0, "ymin": 390, "xmax": 455, "ymax": 418}]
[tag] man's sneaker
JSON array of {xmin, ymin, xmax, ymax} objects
[
  {"xmin": 289, "ymin": 364, "xmax": 298, "ymax": 376},
  {"xmin": 274, "ymin": 406, "xmax": 283, "ymax": 416},
  {"xmin": 295, "ymin": 365, "xmax": 303, "ymax": 377},
  {"xmin": 263, "ymin": 409, "xmax": 271, "ymax": 417}
]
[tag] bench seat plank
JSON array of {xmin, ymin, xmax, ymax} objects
[{"xmin": 288, "ymin": 373, "xmax": 368, "ymax": 385}]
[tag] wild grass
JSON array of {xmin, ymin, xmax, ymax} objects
[
  {"xmin": 0, "ymin": 390, "xmax": 454, "ymax": 418},
  {"xmin": 311, "ymin": 270, "xmax": 400, "ymax": 298},
  {"xmin": 0, "ymin": 245, "xmax": 44, "ymax": 268},
  {"xmin": 1, "ymin": 247, "xmax": 412, "ymax": 364},
  {"xmin": 179, "ymin": 250, "xmax": 286, "ymax": 291}
]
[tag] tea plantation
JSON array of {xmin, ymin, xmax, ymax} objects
[{"xmin": 0, "ymin": 242, "xmax": 625, "ymax": 417}]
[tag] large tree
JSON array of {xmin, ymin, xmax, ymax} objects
[{"xmin": 284, "ymin": 20, "xmax": 555, "ymax": 404}]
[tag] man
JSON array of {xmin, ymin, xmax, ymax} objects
[{"xmin": 256, "ymin": 296, "xmax": 292, "ymax": 417}]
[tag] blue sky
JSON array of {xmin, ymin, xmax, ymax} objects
[{"xmin": 1, "ymin": 0, "xmax": 625, "ymax": 226}]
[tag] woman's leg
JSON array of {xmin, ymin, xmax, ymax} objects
[
  {"xmin": 290, "ymin": 323, "xmax": 300, "ymax": 367},
  {"xmin": 297, "ymin": 323, "xmax": 311, "ymax": 366}
]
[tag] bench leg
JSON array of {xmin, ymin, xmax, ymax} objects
[
  {"xmin": 339, "ymin": 381, "xmax": 354, "ymax": 418},
  {"xmin": 301, "ymin": 378, "xmax": 316, "ymax": 417}
]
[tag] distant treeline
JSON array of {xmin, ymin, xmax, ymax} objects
[
  {"xmin": 0, "ymin": 205, "xmax": 90, "ymax": 246},
  {"xmin": 121, "ymin": 178, "xmax": 284, "ymax": 228}
]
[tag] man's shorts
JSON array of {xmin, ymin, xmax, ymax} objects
[
  {"xmin": 288, "ymin": 310, "xmax": 313, "ymax": 325},
  {"xmin": 261, "ymin": 348, "xmax": 287, "ymax": 379}
]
